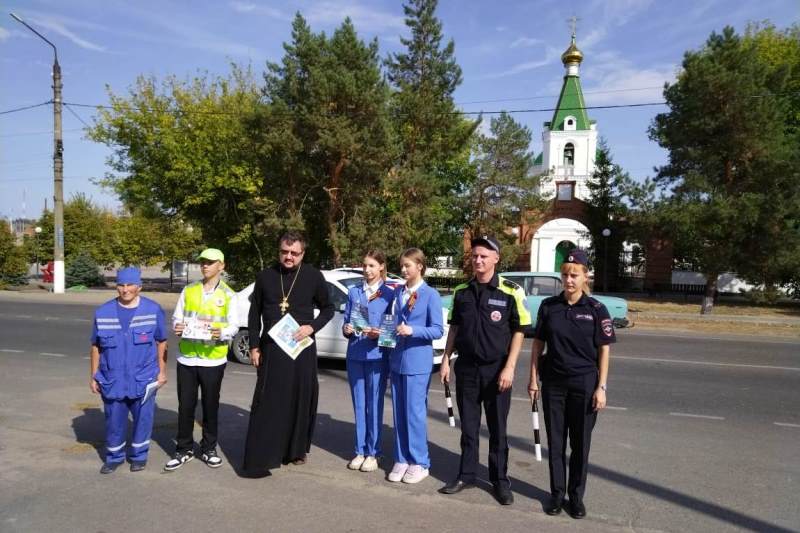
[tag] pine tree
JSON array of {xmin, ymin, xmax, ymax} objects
[
  {"xmin": 376, "ymin": 0, "xmax": 478, "ymax": 259},
  {"xmin": 65, "ymin": 252, "xmax": 106, "ymax": 288}
]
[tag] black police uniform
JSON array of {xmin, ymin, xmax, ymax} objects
[
  {"xmin": 448, "ymin": 273, "xmax": 531, "ymax": 489},
  {"xmin": 533, "ymin": 292, "xmax": 616, "ymax": 503}
]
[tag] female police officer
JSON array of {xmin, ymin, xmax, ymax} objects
[{"xmin": 527, "ymin": 249, "xmax": 614, "ymax": 519}]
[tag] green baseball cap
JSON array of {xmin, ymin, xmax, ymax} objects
[{"xmin": 198, "ymin": 248, "xmax": 224, "ymax": 262}]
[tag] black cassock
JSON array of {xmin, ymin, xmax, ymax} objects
[{"xmin": 243, "ymin": 263, "xmax": 334, "ymax": 474}]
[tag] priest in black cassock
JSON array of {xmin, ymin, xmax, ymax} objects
[{"xmin": 243, "ymin": 231, "xmax": 335, "ymax": 477}]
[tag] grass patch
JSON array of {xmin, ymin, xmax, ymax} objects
[{"xmin": 627, "ymin": 297, "xmax": 800, "ymax": 318}]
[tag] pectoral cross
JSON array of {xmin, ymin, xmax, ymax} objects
[{"xmin": 280, "ymin": 297, "xmax": 289, "ymax": 315}]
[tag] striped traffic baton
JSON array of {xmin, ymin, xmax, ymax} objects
[
  {"xmin": 444, "ymin": 382, "xmax": 456, "ymax": 427},
  {"xmin": 531, "ymin": 398, "xmax": 542, "ymax": 461}
]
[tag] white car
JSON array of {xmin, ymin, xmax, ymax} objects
[{"xmin": 227, "ymin": 270, "xmax": 451, "ymax": 367}]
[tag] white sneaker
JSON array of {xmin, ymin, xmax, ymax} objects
[
  {"xmin": 347, "ymin": 455, "xmax": 365, "ymax": 470},
  {"xmin": 360, "ymin": 456, "xmax": 378, "ymax": 472},
  {"xmin": 387, "ymin": 462, "xmax": 409, "ymax": 482},
  {"xmin": 402, "ymin": 464, "xmax": 429, "ymax": 484}
]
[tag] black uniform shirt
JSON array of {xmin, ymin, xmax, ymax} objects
[
  {"xmin": 533, "ymin": 292, "xmax": 616, "ymax": 379},
  {"xmin": 449, "ymin": 274, "xmax": 531, "ymax": 365}
]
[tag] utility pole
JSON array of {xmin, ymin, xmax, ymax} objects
[{"xmin": 10, "ymin": 13, "xmax": 65, "ymax": 293}]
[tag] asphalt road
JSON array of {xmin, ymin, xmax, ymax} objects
[{"xmin": 1, "ymin": 298, "xmax": 798, "ymax": 533}]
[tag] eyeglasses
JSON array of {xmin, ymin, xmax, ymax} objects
[{"xmin": 279, "ymin": 249, "xmax": 304, "ymax": 257}]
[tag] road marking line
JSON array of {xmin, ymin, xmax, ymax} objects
[
  {"xmin": 615, "ymin": 355, "xmax": 800, "ymax": 372},
  {"xmin": 82, "ymin": 356, "xmax": 90, "ymax": 360},
  {"xmin": 40, "ymin": 352, "xmax": 67, "ymax": 357},
  {"xmin": 620, "ymin": 330, "xmax": 800, "ymax": 345},
  {"xmin": 605, "ymin": 406, "xmax": 628, "ymax": 411},
  {"xmin": 774, "ymin": 422, "xmax": 800, "ymax": 428},
  {"xmin": 0, "ymin": 349, "xmax": 24, "ymax": 353},
  {"xmin": 230, "ymin": 370, "xmax": 255, "ymax": 376},
  {"xmin": 669, "ymin": 412, "xmax": 725, "ymax": 420}
]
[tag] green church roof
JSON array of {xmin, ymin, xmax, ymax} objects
[
  {"xmin": 533, "ymin": 152, "xmax": 543, "ymax": 165},
  {"xmin": 549, "ymin": 75, "xmax": 591, "ymax": 131}
]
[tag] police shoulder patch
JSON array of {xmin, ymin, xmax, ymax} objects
[
  {"xmin": 587, "ymin": 296, "xmax": 605, "ymax": 309},
  {"xmin": 501, "ymin": 278, "xmax": 521, "ymax": 291}
]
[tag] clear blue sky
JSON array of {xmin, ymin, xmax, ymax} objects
[{"xmin": 1, "ymin": 0, "xmax": 796, "ymax": 222}]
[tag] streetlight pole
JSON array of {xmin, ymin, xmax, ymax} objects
[
  {"xmin": 601, "ymin": 228, "xmax": 611, "ymax": 293},
  {"xmin": 10, "ymin": 13, "xmax": 65, "ymax": 294},
  {"xmin": 34, "ymin": 226, "xmax": 42, "ymax": 278}
]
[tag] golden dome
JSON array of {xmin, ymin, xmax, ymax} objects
[{"xmin": 561, "ymin": 35, "xmax": 583, "ymax": 65}]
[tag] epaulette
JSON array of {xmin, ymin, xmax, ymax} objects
[
  {"xmin": 587, "ymin": 296, "xmax": 604, "ymax": 308},
  {"xmin": 501, "ymin": 278, "xmax": 522, "ymax": 291}
]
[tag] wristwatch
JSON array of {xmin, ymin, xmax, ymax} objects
[{"xmin": 599, "ymin": 384, "xmax": 607, "ymax": 392}]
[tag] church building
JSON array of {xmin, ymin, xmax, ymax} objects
[{"xmin": 519, "ymin": 30, "xmax": 599, "ymax": 272}]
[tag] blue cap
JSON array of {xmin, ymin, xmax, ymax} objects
[
  {"xmin": 564, "ymin": 249, "xmax": 589, "ymax": 267},
  {"xmin": 116, "ymin": 267, "xmax": 142, "ymax": 285}
]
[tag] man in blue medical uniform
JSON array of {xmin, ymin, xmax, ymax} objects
[{"xmin": 89, "ymin": 267, "xmax": 168, "ymax": 473}]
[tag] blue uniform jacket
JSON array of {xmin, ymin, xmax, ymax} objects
[
  {"xmin": 92, "ymin": 296, "xmax": 165, "ymax": 400},
  {"xmin": 343, "ymin": 282, "xmax": 396, "ymax": 361},
  {"xmin": 389, "ymin": 281, "xmax": 444, "ymax": 375}
]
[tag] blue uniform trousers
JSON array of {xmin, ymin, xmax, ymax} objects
[
  {"xmin": 103, "ymin": 395, "xmax": 156, "ymax": 464},
  {"xmin": 390, "ymin": 372, "xmax": 431, "ymax": 468},
  {"xmin": 347, "ymin": 358, "xmax": 388, "ymax": 457}
]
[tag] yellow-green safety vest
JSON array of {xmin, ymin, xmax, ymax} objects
[{"xmin": 178, "ymin": 280, "xmax": 235, "ymax": 360}]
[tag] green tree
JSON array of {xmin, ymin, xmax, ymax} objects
[
  {"xmin": 460, "ymin": 112, "xmax": 544, "ymax": 269},
  {"xmin": 0, "ymin": 223, "xmax": 28, "ymax": 287},
  {"xmin": 254, "ymin": 15, "xmax": 394, "ymax": 266},
  {"xmin": 36, "ymin": 194, "xmax": 117, "ymax": 266},
  {"xmin": 89, "ymin": 67, "xmax": 274, "ymax": 284},
  {"xmin": 65, "ymin": 251, "xmax": 105, "ymax": 288},
  {"xmin": 378, "ymin": 0, "xmax": 478, "ymax": 261},
  {"xmin": 585, "ymin": 140, "xmax": 633, "ymax": 291},
  {"xmin": 649, "ymin": 25, "xmax": 800, "ymax": 313}
]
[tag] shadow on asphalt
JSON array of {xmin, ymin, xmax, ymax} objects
[
  {"xmin": 71, "ymin": 402, "xmax": 179, "ymax": 463},
  {"xmin": 316, "ymin": 360, "xmax": 551, "ymax": 507}
]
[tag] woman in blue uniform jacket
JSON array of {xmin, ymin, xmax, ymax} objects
[
  {"xmin": 387, "ymin": 248, "xmax": 444, "ymax": 485},
  {"xmin": 341, "ymin": 250, "xmax": 395, "ymax": 473}
]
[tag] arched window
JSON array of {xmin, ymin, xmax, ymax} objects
[
  {"xmin": 563, "ymin": 143, "xmax": 575, "ymax": 166},
  {"xmin": 564, "ymin": 115, "xmax": 577, "ymax": 131}
]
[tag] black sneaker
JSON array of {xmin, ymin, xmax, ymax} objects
[
  {"xmin": 100, "ymin": 462, "xmax": 121, "ymax": 474},
  {"xmin": 201, "ymin": 449, "xmax": 223, "ymax": 468},
  {"xmin": 164, "ymin": 450, "xmax": 194, "ymax": 471}
]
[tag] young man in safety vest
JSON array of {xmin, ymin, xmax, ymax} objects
[{"xmin": 165, "ymin": 248, "xmax": 238, "ymax": 471}]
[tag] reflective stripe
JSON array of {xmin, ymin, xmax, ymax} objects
[
  {"xmin": 131, "ymin": 321, "xmax": 157, "ymax": 327},
  {"xmin": 96, "ymin": 318, "xmax": 119, "ymax": 323},
  {"xmin": 498, "ymin": 277, "xmax": 532, "ymax": 326},
  {"xmin": 194, "ymin": 313, "xmax": 227, "ymax": 322},
  {"xmin": 184, "ymin": 310, "xmax": 198, "ymax": 317},
  {"xmin": 131, "ymin": 440, "xmax": 150, "ymax": 448},
  {"xmin": 97, "ymin": 325, "xmax": 122, "ymax": 330},
  {"xmin": 107, "ymin": 442, "xmax": 126, "ymax": 452},
  {"xmin": 131, "ymin": 314, "xmax": 157, "ymax": 320}
]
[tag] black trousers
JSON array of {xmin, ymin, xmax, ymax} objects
[
  {"xmin": 454, "ymin": 359, "xmax": 512, "ymax": 488},
  {"xmin": 176, "ymin": 362, "xmax": 226, "ymax": 454},
  {"xmin": 541, "ymin": 371, "xmax": 598, "ymax": 501}
]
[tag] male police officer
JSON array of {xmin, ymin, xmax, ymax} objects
[
  {"xmin": 165, "ymin": 248, "xmax": 237, "ymax": 471},
  {"xmin": 89, "ymin": 267, "xmax": 168, "ymax": 473},
  {"xmin": 439, "ymin": 236, "xmax": 531, "ymax": 505}
]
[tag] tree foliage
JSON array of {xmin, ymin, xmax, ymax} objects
[
  {"xmin": 649, "ymin": 25, "xmax": 800, "ymax": 312},
  {"xmin": 459, "ymin": 112, "xmax": 545, "ymax": 269},
  {"xmin": 0, "ymin": 223, "xmax": 28, "ymax": 287},
  {"xmin": 88, "ymin": 67, "xmax": 272, "ymax": 284},
  {"xmin": 65, "ymin": 251, "xmax": 105, "ymax": 288},
  {"xmin": 584, "ymin": 140, "xmax": 635, "ymax": 291}
]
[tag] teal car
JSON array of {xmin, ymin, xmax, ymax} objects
[{"xmin": 440, "ymin": 272, "xmax": 630, "ymax": 336}]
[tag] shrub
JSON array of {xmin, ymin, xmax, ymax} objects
[{"xmin": 65, "ymin": 252, "xmax": 106, "ymax": 288}]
